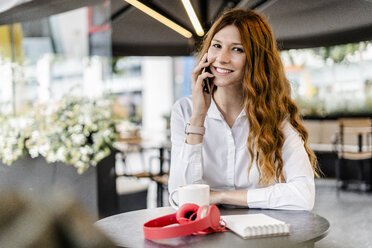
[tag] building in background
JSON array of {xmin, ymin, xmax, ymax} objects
[{"xmin": 1, "ymin": 1, "xmax": 372, "ymax": 135}]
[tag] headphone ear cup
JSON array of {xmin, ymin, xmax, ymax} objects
[
  {"xmin": 208, "ymin": 205, "xmax": 221, "ymax": 231},
  {"xmin": 196, "ymin": 205, "xmax": 221, "ymax": 231},
  {"xmin": 176, "ymin": 203, "xmax": 200, "ymax": 224},
  {"xmin": 196, "ymin": 205, "xmax": 208, "ymax": 220}
]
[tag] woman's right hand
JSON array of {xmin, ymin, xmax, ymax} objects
[{"xmin": 190, "ymin": 53, "xmax": 215, "ymax": 126}]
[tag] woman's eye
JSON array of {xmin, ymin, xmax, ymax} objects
[
  {"xmin": 233, "ymin": 47, "xmax": 244, "ymax": 52},
  {"xmin": 212, "ymin": 44, "xmax": 221, "ymax": 48}
]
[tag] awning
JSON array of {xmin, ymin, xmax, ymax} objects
[{"xmin": 1, "ymin": 0, "xmax": 372, "ymax": 56}]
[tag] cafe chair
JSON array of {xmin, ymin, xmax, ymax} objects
[
  {"xmin": 148, "ymin": 149, "xmax": 171, "ymax": 207},
  {"xmin": 115, "ymin": 144, "xmax": 171, "ymax": 208},
  {"xmin": 115, "ymin": 147, "xmax": 149, "ymax": 213},
  {"xmin": 115, "ymin": 143, "xmax": 169, "ymax": 180},
  {"xmin": 115, "ymin": 144, "xmax": 147, "ymax": 178},
  {"xmin": 334, "ymin": 118, "xmax": 372, "ymax": 191},
  {"xmin": 116, "ymin": 176, "xmax": 148, "ymax": 213}
]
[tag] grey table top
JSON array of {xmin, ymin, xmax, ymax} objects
[{"xmin": 95, "ymin": 206, "xmax": 329, "ymax": 248}]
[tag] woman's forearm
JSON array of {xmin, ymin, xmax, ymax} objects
[
  {"xmin": 186, "ymin": 115, "xmax": 205, "ymax": 145},
  {"xmin": 211, "ymin": 190, "xmax": 248, "ymax": 207}
]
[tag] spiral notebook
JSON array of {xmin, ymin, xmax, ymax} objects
[{"xmin": 221, "ymin": 214, "xmax": 290, "ymax": 239}]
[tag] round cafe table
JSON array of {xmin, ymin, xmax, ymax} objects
[{"xmin": 95, "ymin": 206, "xmax": 329, "ymax": 248}]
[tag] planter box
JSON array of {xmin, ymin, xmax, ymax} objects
[{"xmin": 0, "ymin": 152, "xmax": 117, "ymax": 219}]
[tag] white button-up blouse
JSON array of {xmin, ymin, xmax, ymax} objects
[{"xmin": 168, "ymin": 95, "xmax": 315, "ymax": 210}]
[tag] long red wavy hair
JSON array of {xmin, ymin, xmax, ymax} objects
[{"xmin": 198, "ymin": 8, "xmax": 320, "ymax": 185}]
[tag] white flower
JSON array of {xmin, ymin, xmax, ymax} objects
[
  {"xmin": 0, "ymin": 96, "xmax": 116, "ymax": 173},
  {"xmin": 39, "ymin": 144, "xmax": 50, "ymax": 156},
  {"xmin": 80, "ymin": 146, "xmax": 90, "ymax": 155},
  {"xmin": 73, "ymin": 125, "xmax": 83, "ymax": 133},
  {"xmin": 71, "ymin": 134, "xmax": 86, "ymax": 146},
  {"xmin": 103, "ymin": 129, "xmax": 112, "ymax": 137},
  {"xmin": 56, "ymin": 147, "xmax": 66, "ymax": 161},
  {"xmin": 7, "ymin": 137, "xmax": 18, "ymax": 145},
  {"xmin": 29, "ymin": 147, "xmax": 39, "ymax": 158}
]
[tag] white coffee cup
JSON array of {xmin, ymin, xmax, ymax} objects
[{"xmin": 169, "ymin": 184, "xmax": 210, "ymax": 210}]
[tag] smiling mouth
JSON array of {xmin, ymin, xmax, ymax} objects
[{"xmin": 214, "ymin": 67, "xmax": 233, "ymax": 74}]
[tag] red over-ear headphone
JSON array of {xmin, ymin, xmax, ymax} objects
[{"xmin": 143, "ymin": 204, "xmax": 225, "ymax": 240}]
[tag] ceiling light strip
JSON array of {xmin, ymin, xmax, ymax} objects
[
  {"xmin": 181, "ymin": 0, "xmax": 204, "ymax": 36},
  {"xmin": 124, "ymin": 0, "xmax": 193, "ymax": 38}
]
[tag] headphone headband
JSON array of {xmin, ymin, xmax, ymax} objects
[{"xmin": 143, "ymin": 204, "xmax": 222, "ymax": 240}]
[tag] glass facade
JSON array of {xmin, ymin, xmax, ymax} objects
[
  {"xmin": 0, "ymin": 2, "xmax": 112, "ymax": 116},
  {"xmin": 281, "ymin": 42, "xmax": 372, "ymax": 116}
]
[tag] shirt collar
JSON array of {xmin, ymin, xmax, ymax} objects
[
  {"xmin": 207, "ymin": 97, "xmax": 246, "ymax": 120},
  {"xmin": 206, "ymin": 97, "xmax": 222, "ymax": 119}
]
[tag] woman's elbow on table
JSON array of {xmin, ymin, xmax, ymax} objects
[
  {"xmin": 289, "ymin": 181, "xmax": 315, "ymax": 211},
  {"xmin": 297, "ymin": 194, "xmax": 315, "ymax": 211},
  {"xmin": 270, "ymin": 180, "xmax": 315, "ymax": 211},
  {"xmin": 275, "ymin": 192, "xmax": 314, "ymax": 211}
]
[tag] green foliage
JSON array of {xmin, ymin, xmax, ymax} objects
[
  {"xmin": 294, "ymin": 95, "xmax": 326, "ymax": 117},
  {"xmin": 112, "ymin": 57, "xmax": 128, "ymax": 75},
  {"xmin": 312, "ymin": 42, "xmax": 367, "ymax": 64},
  {"xmin": 0, "ymin": 97, "xmax": 117, "ymax": 174}
]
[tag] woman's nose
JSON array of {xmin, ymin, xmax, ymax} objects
[{"xmin": 216, "ymin": 48, "xmax": 230, "ymax": 64}]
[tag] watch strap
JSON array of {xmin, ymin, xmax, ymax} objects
[{"xmin": 185, "ymin": 123, "xmax": 205, "ymax": 135}]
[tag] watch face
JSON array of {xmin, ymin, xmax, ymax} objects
[
  {"xmin": 185, "ymin": 123, "xmax": 191, "ymax": 134},
  {"xmin": 185, "ymin": 123, "xmax": 205, "ymax": 135}
]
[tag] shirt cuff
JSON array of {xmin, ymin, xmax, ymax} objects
[
  {"xmin": 247, "ymin": 187, "xmax": 269, "ymax": 209},
  {"xmin": 182, "ymin": 143, "xmax": 203, "ymax": 184},
  {"xmin": 183, "ymin": 142, "xmax": 202, "ymax": 163}
]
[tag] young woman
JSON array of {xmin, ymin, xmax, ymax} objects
[{"xmin": 168, "ymin": 8, "xmax": 320, "ymax": 210}]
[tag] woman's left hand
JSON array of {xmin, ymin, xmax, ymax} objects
[
  {"xmin": 210, "ymin": 190, "xmax": 248, "ymax": 207},
  {"xmin": 210, "ymin": 190, "xmax": 224, "ymax": 205}
]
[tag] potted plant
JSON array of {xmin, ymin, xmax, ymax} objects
[{"xmin": 0, "ymin": 96, "xmax": 119, "ymax": 218}]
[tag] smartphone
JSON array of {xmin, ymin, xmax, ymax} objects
[{"xmin": 202, "ymin": 66, "xmax": 212, "ymax": 94}]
